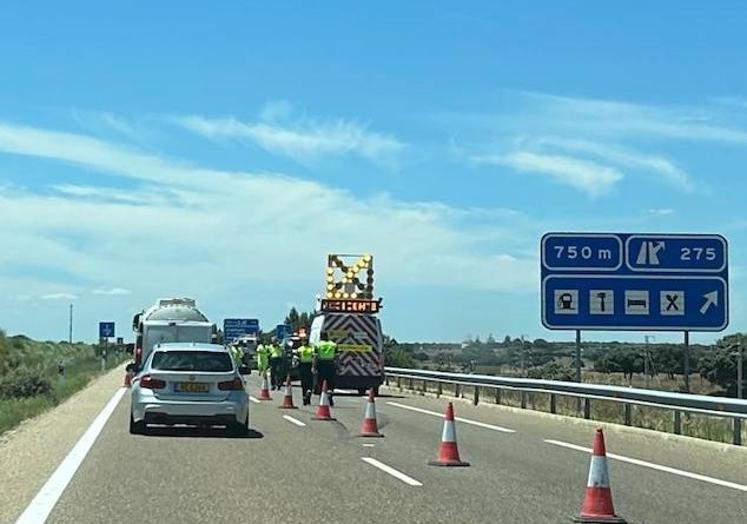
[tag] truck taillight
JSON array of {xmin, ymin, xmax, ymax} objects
[
  {"xmin": 218, "ymin": 378, "xmax": 244, "ymax": 391},
  {"xmin": 140, "ymin": 375, "xmax": 166, "ymax": 389},
  {"xmin": 134, "ymin": 347, "xmax": 143, "ymax": 366}
]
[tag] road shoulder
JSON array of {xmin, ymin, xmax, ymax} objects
[{"xmin": 0, "ymin": 365, "xmax": 126, "ymax": 524}]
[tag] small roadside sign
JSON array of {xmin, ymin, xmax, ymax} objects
[
  {"xmin": 276, "ymin": 324, "xmax": 291, "ymax": 341},
  {"xmin": 99, "ymin": 322, "xmax": 115, "ymax": 339}
]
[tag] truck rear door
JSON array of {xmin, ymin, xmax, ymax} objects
[{"xmin": 325, "ymin": 313, "xmax": 383, "ymax": 380}]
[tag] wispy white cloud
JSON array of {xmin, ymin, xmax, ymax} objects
[
  {"xmin": 92, "ymin": 287, "xmax": 132, "ymax": 296},
  {"xmin": 175, "ymin": 102, "xmax": 406, "ymax": 165},
  {"xmin": 530, "ymin": 137, "xmax": 695, "ymax": 193},
  {"xmin": 647, "ymin": 208, "xmax": 675, "ymax": 216},
  {"xmin": 40, "ymin": 293, "xmax": 78, "ymax": 300},
  {"xmin": 460, "ymin": 91, "xmax": 745, "ymax": 195},
  {"xmin": 0, "ymin": 121, "xmax": 538, "ymax": 303},
  {"xmin": 474, "ymin": 151, "xmax": 623, "ymax": 198},
  {"xmin": 515, "ymin": 91, "xmax": 747, "ymax": 144}
]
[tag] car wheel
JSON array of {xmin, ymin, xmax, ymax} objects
[
  {"xmin": 129, "ymin": 414, "xmax": 146, "ymax": 435},
  {"xmin": 231, "ymin": 415, "xmax": 249, "ymax": 436}
]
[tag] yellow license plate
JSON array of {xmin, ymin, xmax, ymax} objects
[{"xmin": 176, "ymin": 382, "xmax": 209, "ymax": 393}]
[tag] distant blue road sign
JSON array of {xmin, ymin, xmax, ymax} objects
[
  {"xmin": 99, "ymin": 322, "xmax": 115, "ymax": 338},
  {"xmin": 223, "ymin": 318, "xmax": 260, "ymax": 343},
  {"xmin": 276, "ymin": 324, "xmax": 291, "ymax": 340},
  {"xmin": 541, "ymin": 233, "xmax": 728, "ymax": 331}
]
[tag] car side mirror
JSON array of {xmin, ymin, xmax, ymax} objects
[{"xmin": 238, "ymin": 364, "xmax": 251, "ymax": 375}]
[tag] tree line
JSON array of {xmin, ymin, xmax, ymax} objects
[{"xmin": 384, "ymin": 333, "xmax": 746, "ymax": 396}]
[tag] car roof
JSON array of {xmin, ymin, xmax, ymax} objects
[{"xmin": 153, "ymin": 343, "xmax": 227, "ymax": 352}]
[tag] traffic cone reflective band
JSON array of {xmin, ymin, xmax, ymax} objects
[
  {"xmin": 428, "ymin": 402, "xmax": 469, "ymax": 467},
  {"xmin": 279, "ymin": 375, "xmax": 298, "ymax": 409},
  {"xmin": 573, "ymin": 429, "xmax": 627, "ymax": 524},
  {"xmin": 312, "ymin": 381, "xmax": 336, "ymax": 421},
  {"xmin": 259, "ymin": 373, "xmax": 272, "ymax": 401},
  {"xmin": 359, "ymin": 388, "xmax": 384, "ymax": 437}
]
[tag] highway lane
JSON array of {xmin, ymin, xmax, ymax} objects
[{"xmin": 26, "ymin": 374, "xmax": 747, "ymax": 523}]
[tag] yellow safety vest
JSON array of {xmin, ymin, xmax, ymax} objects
[
  {"xmin": 257, "ymin": 345, "xmax": 270, "ymax": 366},
  {"xmin": 269, "ymin": 344, "xmax": 283, "ymax": 359},
  {"xmin": 315, "ymin": 341, "xmax": 337, "ymax": 361},
  {"xmin": 297, "ymin": 345, "xmax": 314, "ymax": 363}
]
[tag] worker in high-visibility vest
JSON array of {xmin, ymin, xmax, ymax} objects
[
  {"xmin": 256, "ymin": 340, "xmax": 270, "ymax": 377},
  {"xmin": 296, "ymin": 339, "xmax": 315, "ymax": 405},
  {"xmin": 268, "ymin": 339, "xmax": 284, "ymax": 390},
  {"xmin": 314, "ymin": 331, "xmax": 338, "ymax": 406},
  {"xmin": 229, "ymin": 343, "xmax": 243, "ymax": 368}
]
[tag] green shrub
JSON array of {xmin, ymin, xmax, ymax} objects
[{"xmin": 0, "ymin": 367, "xmax": 53, "ymax": 399}]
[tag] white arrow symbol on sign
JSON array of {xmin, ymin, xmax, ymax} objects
[{"xmin": 700, "ymin": 291, "xmax": 719, "ymax": 314}]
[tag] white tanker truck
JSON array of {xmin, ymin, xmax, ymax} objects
[{"xmin": 131, "ymin": 298, "xmax": 215, "ymax": 370}]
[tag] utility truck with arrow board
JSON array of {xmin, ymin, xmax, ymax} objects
[{"xmin": 309, "ymin": 253, "xmax": 385, "ymax": 394}]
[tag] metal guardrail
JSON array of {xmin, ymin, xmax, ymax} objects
[{"xmin": 384, "ymin": 367, "xmax": 747, "ymax": 446}]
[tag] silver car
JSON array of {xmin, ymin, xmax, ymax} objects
[{"xmin": 129, "ymin": 343, "xmax": 250, "ymax": 435}]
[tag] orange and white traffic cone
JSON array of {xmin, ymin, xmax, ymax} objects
[
  {"xmin": 278, "ymin": 375, "xmax": 297, "ymax": 409},
  {"xmin": 359, "ymin": 388, "xmax": 384, "ymax": 437},
  {"xmin": 258, "ymin": 373, "xmax": 272, "ymax": 401},
  {"xmin": 312, "ymin": 381, "xmax": 336, "ymax": 421},
  {"xmin": 574, "ymin": 429, "xmax": 627, "ymax": 523},
  {"xmin": 428, "ymin": 402, "xmax": 469, "ymax": 467}
]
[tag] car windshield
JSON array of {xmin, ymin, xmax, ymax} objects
[{"xmin": 151, "ymin": 351, "xmax": 233, "ymax": 372}]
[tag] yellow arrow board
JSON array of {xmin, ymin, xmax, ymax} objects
[{"xmin": 325, "ymin": 253, "xmax": 375, "ymax": 300}]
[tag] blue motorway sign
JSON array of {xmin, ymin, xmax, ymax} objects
[
  {"xmin": 541, "ymin": 233, "xmax": 728, "ymax": 331},
  {"xmin": 275, "ymin": 324, "xmax": 292, "ymax": 341},
  {"xmin": 223, "ymin": 318, "xmax": 260, "ymax": 343},
  {"xmin": 99, "ymin": 322, "xmax": 115, "ymax": 339}
]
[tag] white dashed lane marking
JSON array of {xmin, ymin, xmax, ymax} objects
[
  {"xmin": 282, "ymin": 415, "xmax": 306, "ymax": 427},
  {"xmin": 386, "ymin": 401, "xmax": 515, "ymax": 433},
  {"xmin": 361, "ymin": 457, "xmax": 423, "ymax": 486},
  {"xmin": 545, "ymin": 439, "xmax": 747, "ymax": 493}
]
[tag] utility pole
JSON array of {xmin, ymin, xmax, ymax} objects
[
  {"xmin": 68, "ymin": 304, "xmax": 73, "ymax": 344},
  {"xmin": 520, "ymin": 335, "xmax": 526, "ymax": 377}
]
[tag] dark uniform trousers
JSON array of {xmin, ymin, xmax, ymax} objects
[
  {"xmin": 316, "ymin": 359, "xmax": 336, "ymax": 393},
  {"xmin": 298, "ymin": 362, "xmax": 313, "ymax": 400}
]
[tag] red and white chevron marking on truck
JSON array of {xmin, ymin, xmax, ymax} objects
[{"xmin": 309, "ymin": 312, "xmax": 384, "ymax": 393}]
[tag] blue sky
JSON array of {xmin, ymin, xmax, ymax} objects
[{"xmin": 2, "ymin": 2, "xmax": 747, "ymax": 343}]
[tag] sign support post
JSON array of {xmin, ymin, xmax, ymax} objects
[
  {"xmin": 574, "ymin": 329, "xmax": 582, "ymax": 383},
  {"xmin": 683, "ymin": 331, "xmax": 690, "ymax": 393},
  {"xmin": 738, "ymin": 342, "xmax": 744, "ymax": 400}
]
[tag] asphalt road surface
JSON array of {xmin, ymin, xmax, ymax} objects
[{"xmin": 13, "ymin": 374, "xmax": 747, "ymax": 523}]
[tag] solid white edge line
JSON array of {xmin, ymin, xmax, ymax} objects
[
  {"xmin": 361, "ymin": 457, "xmax": 423, "ymax": 486},
  {"xmin": 544, "ymin": 439, "xmax": 747, "ymax": 493},
  {"xmin": 15, "ymin": 387, "xmax": 128, "ymax": 524},
  {"xmin": 282, "ymin": 415, "xmax": 306, "ymax": 427},
  {"xmin": 249, "ymin": 396, "xmax": 261, "ymax": 404},
  {"xmin": 387, "ymin": 401, "xmax": 515, "ymax": 433}
]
